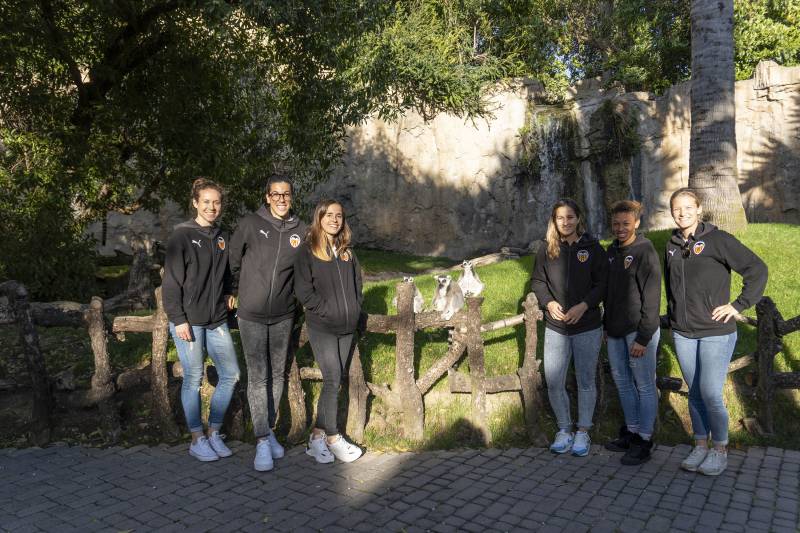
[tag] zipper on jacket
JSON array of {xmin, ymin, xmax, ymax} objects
[
  {"xmin": 680, "ymin": 250, "xmax": 688, "ymax": 331},
  {"xmin": 334, "ymin": 256, "xmax": 350, "ymax": 331},
  {"xmin": 267, "ymin": 227, "xmax": 283, "ymax": 317}
]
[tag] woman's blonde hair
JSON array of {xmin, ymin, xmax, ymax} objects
[
  {"xmin": 545, "ymin": 198, "xmax": 585, "ymax": 260},
  {"xmin": 307, "ymin": 199, "xmax": 352, "ymax": 261},
  {"xmin": 669, "ymin": 187, "xmax": 701, "ymax": 209}
]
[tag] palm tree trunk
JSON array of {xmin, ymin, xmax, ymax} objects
[{"xmin": 689, "ymin": 0, "xmax": 747, "ymax": 232}]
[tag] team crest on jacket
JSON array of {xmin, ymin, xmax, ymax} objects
[
  {"xmin": 217, "ymin": 236, "xmax": 226, "ymax": 251},
  {"xmin": 289, "ymin": 234, "xmax": 301, "ymax": 248},
  {"xmin": 577, "ymin": 250, "xmax": 589, "ymax": 263},
  {"xmin": 693, "ymin": 241, "xmax": 705, "ymax": 255},
  {"xmin": 624, "ymin": 255, "xmax": 634, "ymax": 269}
]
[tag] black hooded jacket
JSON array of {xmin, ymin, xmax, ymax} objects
[
  {"xmin": 531, "ymin": 233, "xmax": 607, "ymax": 335},
  {"xmin": 604, "ymin": 234, "xmax": 661, "ymax": 345},
  {"xmin": 294, "ymin": 244, "xmax": 363, "ymax": 335},
  {"xmin": 228, "ymin": 206, "xmax": 308, "ymax": 324},
  {"xmin": 162, "ymin": 220, "xmax": 231, "ymax": 328},
  {"xmin": 665, "ymin": 222, "xmax": 768, "ymax": 338}
]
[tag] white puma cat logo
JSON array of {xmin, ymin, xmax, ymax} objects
[
  {"xmin": 668, "ymin": 249, "xmax": 675, "ymax": 257},
  {"xmin": 259, "ymin": 229, "xmax": 270, "ymax": 239},
  {"xmin": 191, "ymin": 239, "xmax": 202, "ymax": 248}
]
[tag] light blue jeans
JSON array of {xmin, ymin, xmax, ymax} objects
[
  {"xmin": 544, "ymin": 327, "xmax": 602, "ymax": 430},
  {"xmin": 169, "ymin": 322, "xmax": 240, "ymax": 433},
  {"xmin": 673, "ymin": 331, "xmax": 737, "ymax": 446},
  {"xmin": 606, "ymin": 330, "xmax": 660, "ymax": 439}
]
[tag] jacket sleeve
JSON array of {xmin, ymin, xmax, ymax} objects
[
  {"xmin": 530, "ymin": 244, "xmax": 555, "ymax": 309},
  {"xmin": 353, "ymin": 252, "xmax": 364, "ymax": 307},
  {"xmin": 582, "ymin": 242, "xmax": 608, "ymax": 308},
  {"xmin": 227, "ymin": 220, "xmax": 247, "ymax": 296},
  {"xmin": 293, "ymin": 247, "xmax": 326, "ymax": 313},
  {"xmin": 664, "ymin": 246, "xmax": 673, "ymax": 319},
  {"xmin": 634, "ymin": 244, "xmax": 662, "ymax": 346},
  {"xmin": 720, "ymin": 232, "xmax": 768, "ymax": 312},
  {"xmin": 162, "ymin": 232, "xmax": 188, "ymax": 325}
]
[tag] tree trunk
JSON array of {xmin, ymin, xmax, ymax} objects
[
  {"xmin": 0, "ymin": 281, "xmax": 53, "ymax": 445},
  {"xmin": 84, "ymin": 296, "xmax": 121, "ymax": 442},
  {"xmin": 127, "ymin": 235, "xmax": 155, "ymax": 309},
  {"xmin": 689, "ymin": 0, "xmax": 747, "ymax": 231},
  {"xmin": 152, "ymin": 286, "xmax": 179, "ymax": 439},
  {"xmin": 287, "ymin": 338, "xmax": 308, "ymax": 443}
]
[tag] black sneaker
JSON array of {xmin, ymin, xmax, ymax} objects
[
  {"xmin": 621, "ymin": 434, "xmax": 653, "ymax": 465},
  {"xmin": 604, "ymin": 425, "xmax": 634, "ymax": 452}
]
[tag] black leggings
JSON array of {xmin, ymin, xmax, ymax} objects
[{"xmin": 307, "ymin": 327, "xmax": 354, "ymax": 435}]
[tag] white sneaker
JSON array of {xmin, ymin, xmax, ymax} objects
[
  {"xmin": 681, "ymin": 445, "xmax": 709, "ymax": 472},
  {"xmin": 189, "ymin": 436, "xmax": 219, "ymax": 462},
  {"xmin": 267, "ymin": 432, "xmax": 285, "ymax": 459},
  {"xmin": 698, "ymin": 448, "xmax": 728, "ymax": 476},
  {"xmin": 254, "ymin": 439, "xmax": 274, "ymax": 472},
  {"xmin": 549, "ymin": 430, "xmax": 574, "ymax": 454},
  {"xmin": 326, "ymin": 435, "xmax": 363, "ymax": 463},
  {"xmin": 306, "ymin": 434, "xmax": 334, "ymax": 464},
  {"xmin": 207, "ymin": 431, "xmax": 232, "ymax": 458},
  {"xmin": 572, "ymin": 431, "xmax": 591, "ymax": 457}
]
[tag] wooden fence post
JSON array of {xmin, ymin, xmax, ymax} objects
[
  {"xmin": 152, "ymin": 286, "xmax": 179, "ymax": 439},
  {"xmin": 346, "ymin": 343, "xmax": 369, "ymax": 442},
  {"xmin": 287, "ymin": 325, "xmax": 308, "ymax": 443},
  {"xmin": 394, "ymin": 281, "xmax": 424, "ymax": 440},
  {"xmin": 0, "ymin": 281, "xmax": 53, "ymax": 445},
  {"xmin": 84, "ymin": 296, "xmax": 121, "ymax": 442},
  {"xmin": 465, "ymin": 297, "xmax": 490, "ymax": 445},
  {"xmin": 519, "ymin": 292, "xmax": 548, "ymax": 446},
  {"xmin": 756, "ymin": 297, "xmax": 780, "ymax": 434}
]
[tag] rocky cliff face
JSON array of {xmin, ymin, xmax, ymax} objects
[
  {"xmin": 314, "ymin": 60, "xmax": 800, "ymax": 259},
  {"xmin": 92, "ymin": 61, "xmax": 800, "ymax": 259}
]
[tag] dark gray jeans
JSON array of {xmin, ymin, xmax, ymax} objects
[
  {"xmin": 238, "ymin": 317, "xmax": 294, "ymax": 439},
  {"xmin": 307, "ymin": 327, "xmax": 354, "ymax": 436}
]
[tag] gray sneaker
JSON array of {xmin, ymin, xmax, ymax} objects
[
  {"xmin": 697, "ymin": 449, "xmax": 728, "ymax": 476},
  {"xmin": 189, "ymin": 436, "xmax": 219, "ymax": 462},
  {"xmin": 208, "ymin": 431, "xmax": 233, "ymax": 458},
  {"xmin": 681, "ymin": 445, "xmax": 709, "ymax": 472},
  {"xmin": 267, "ymin": 431, "xmax": 285, "ymax": 459}
]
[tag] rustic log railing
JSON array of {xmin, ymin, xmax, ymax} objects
[{"xmin": 286, "ymin": 280, "xmax": 548, "ymax": 446}]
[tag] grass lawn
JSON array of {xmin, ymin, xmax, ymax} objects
[{"xmin": 1, "ymin": 225, "xmax": 799, "ymax": 450}]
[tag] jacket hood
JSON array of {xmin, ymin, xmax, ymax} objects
[
  {"xmin": 612, "ymin": 233, "xmax": 649, "ymax": 251},
  {"xmin": 670, "ymin": 221, "xmax": 717, "ymax": 245},
  {"xmin": 257, "ymin": 204, "xmax": 301, "ymax": 231},
  {"xmin": 174, "ymin": 219, "xmax": 220, "ymax": 237}
]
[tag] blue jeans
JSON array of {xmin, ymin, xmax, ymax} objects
[
  {"xmin": 169, "ymin": 322, "xmax": 241, "ymax": 433},
  {"xmin": 607, "ymin": 330, "xmax": 660, "ymax": 439},
  {"xmin": 543, "ymin": 327, "xmax": 602, "ymax": 430},
  {"xmin": 673, "ymin": 331, "xmax": 737, "ymax": 446}
]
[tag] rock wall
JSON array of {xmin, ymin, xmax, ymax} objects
[
  {"xmin": 315, "ymin": 60, "xmax": 800, "ymax": 259},
  {"xmin": 92, "ymin": 61, "xmax": 800, "ymax": 259}
]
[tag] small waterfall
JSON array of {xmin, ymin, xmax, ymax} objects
[{"xmin": 581, "ymin": 160, "xmax": 605, "ymax": 237}]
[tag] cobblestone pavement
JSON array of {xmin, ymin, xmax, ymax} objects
[{"xmin": 1, "ymin": 441, "xmax": 798, "ymax": 532}]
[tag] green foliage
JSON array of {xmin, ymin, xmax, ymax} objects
[{"xmin": 734, "ymin": 0, "xmax": 800, "ymax": 79}]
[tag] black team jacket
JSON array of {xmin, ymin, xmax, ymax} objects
[
  {"xmin": 665, "ymin": 222, "xmax": 768, "ymax": 338},
  {"xmin": 162, "ymin": 220, "xmax": 231, "ymax": 328},
  {"xmin": 228, "ymin": 206, "xmax": 308, "ymax": 324},
  {"xmin": 604, "ymin": 234, "xmax": 661, "ymax": 345},
  {"xmin": 531, "ymin": 233, "xmax": 608, "ymax": 335},
  {"xmin": 294, "ymin": 244, "xmax": 363, "ymax": 336}
]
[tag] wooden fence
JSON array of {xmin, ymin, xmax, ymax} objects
[{"xmin": 3, "ymin": 270, "xmax": 799, "ymax": 445}]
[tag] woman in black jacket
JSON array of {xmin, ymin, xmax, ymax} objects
[
  {"xmin": 666, "ymin": 188, "xmax": 767, "ymax": 476},
  {"xmin": 294, "ymin": 199, "xmax": 363, "ymax": 464},
  {"xmin": 531, "ymin": 198, "xmax": 607, "ymax": 457},
  {"xmin": 228, "ymin": 175, "xmax": 307, "ymax": 472},
  {"xmin": 162, "ymin": 178, "xmax": 240, "ymax": 462}
]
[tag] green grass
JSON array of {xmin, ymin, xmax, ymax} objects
[{"xmin": 2, "ymin": 223, "xmax": 799, "ymax": 450}]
